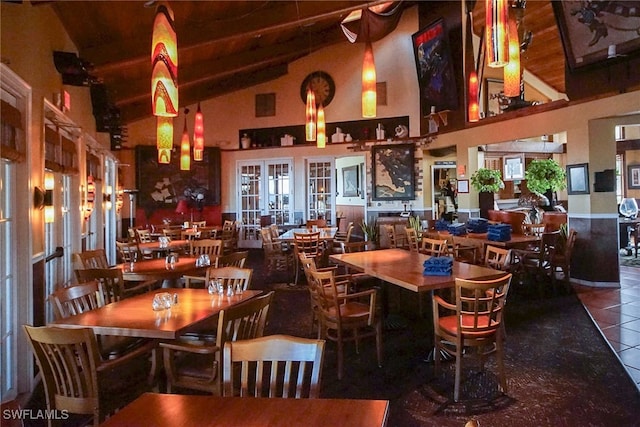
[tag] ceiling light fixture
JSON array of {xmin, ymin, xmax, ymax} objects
[
  {"xmin": 362, "ymin": 41, "xmax": 377, "ymax": 118},
  {"xmin": 305, "ymin": 89, "xmax": 317, "ymax": 142},
  {"xmin": 468, "ymin": 71, "xmax": 480, "ymax": 122},
  {"xmin": 485, "ymin": 0, "xmax": 509, "ymax": 68},
  {"xmin": 151, "ymin": 2, "xmax": 178, "ymax": 117},
  {"xmin": 180, "ymin": 109, "xmax": 191, "ymax": 171},
  {"xmin": 192, "ymin": 102, "xmax": 204, "ymax": 161},
  {"xmin": 156, "ymin": 116, "xmax": 173, "ymax": 164},
  {"xmin": 316, "ymin": 104, "xmax": 326, "ymax": 148},
  {"xmin": 503, "ymin": 12, "xmax": 521, "ymax": 97}
]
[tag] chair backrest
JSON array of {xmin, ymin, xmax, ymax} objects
[
  {"xmin": 135, "ymin": 229, "xmax": 152, "ymax": 243},
  {"xmin": 75, "ymin": 268, "xmax": 124, "ymax": 304},
  {"xmin": 420, "ymin": 237, "xmax": 448, "ymax": 256},
  {"xmin": 261, "ymin": 228, "xmax": 286, "ymax": 255},
  {"xmin": 115, "ymin": 240, "xmax": 141, "ymax": 263},
  {"xmin": 74, "ymin": 249, "xmax": 109, "ymax": 269},
  {"xmin": 454, "ymin": 274, "xmax": 512, "ymax": 335},
  {"xmin": 306, "ymin": 219, "xmax": 327, "ymax": 229},
  {"xmin": 23, "ymin": 325, "xmax": 102, "ymax": 421},
  {"xmin": 223, "ymin": 334, "xmax": 325, "ymax": 398},
  {"xmin": 405, "ymin": 227, "xmax": 420, "ymax": 252},
  {"xmin": 382, "ymin": 224, "xmax": 398, "ymax": 248},
  {"xmin": 192, "ymin": 221, "xmax": 206, "ymax": 227},
  {"xmin": 565, "ymin": 228, "xmax": 577, "ymax": 258},
  {"xmin": 163, "ymin": 228, "xmax": 182, "ymax": 240},
  {"xmin": 338, "ymin": 241, "xmax": 370, "ymax": 253},
  {"xmin": 216, "ymin": 251, "xmax": 248, "ymax": 268},
  {"xmin": 216, "ymin": 291, "xmax": 274, "ymax": 356},
  {"xmin": 334, "ymin": 222, "xmax": 354, "ymax": 243},
  {"xmin": 49, "ymin": 281, "xmax": 103, "ymax": 320},
  {"xmin": 206, "ymin": 266, "xmax": 253, "ymax": 291},
  {"xmin": 293, "ymin": 232, "xmax": 322, "ymax": 257},
  {"xmin": 268, "ymin": 224, "xmax": 280, "ymax": 239},
  {"xmin": 190, "ymin": 238, "xmax": 223, "ymax": 256},
  {"xmin": 181, "ymin": 229, "xmax": 202, "ymax": 241},
  {"xmin": 484, "ymin": 245, "xmax": 511, "ymax": 270}
]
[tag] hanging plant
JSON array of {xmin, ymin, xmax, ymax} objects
[
  {"xmin": 470, "ymin": 168, "xmax": 504, "ymax": 193},
  {"xmin": 525, "ymin": 159, "xmax": 566, "ymax": 195}
]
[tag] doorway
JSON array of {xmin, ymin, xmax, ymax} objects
[{"xmin": 431, "ymin": 164, "xmax": 457, "ymax": 221}]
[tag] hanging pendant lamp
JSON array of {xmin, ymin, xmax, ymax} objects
[
  {"xmin": 362, "ymin": 41, "xmax": 377, "ymax": 118},
  {"xmin": 485, "ymin": 0, "xmax": 509, "ymax": 68},
  {"xmin": 316, "ymin": 104, "xmax": 326, "ymax": 149},
  {"xmin": 180, "ymin": 114, "xmax": 190, "ymax": 171},
  {"xmin": 468, "ymin": 71, "xmax": 480, "ymax": 122},
  {"xmin": 151, "ymin": 1, "xmax": 178, "ymax": 117},
  {"xmin": 157, "ymin": 116, "xmax": 173, "ymax": 164},
  {"xmin": 503, "ymin": 14, "xmax": 521, "ymax": 97},
  {"xmin": 193, "ymin": 102, "xmax": 204, "ymax": 161},
  {"xmin": 305, "ymin": 89, "xmax": 317, "ymax": 142}
]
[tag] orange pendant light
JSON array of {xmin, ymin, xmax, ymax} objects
[
  {"xmin": 157, "ymin": 116, "xmax": 173, "ymax": 164},
  {"xmin": 193, "ymin": 102, "xmax": 204, "ymax": 161},
  {"xmin": 180, "ymin": 116, "xmax": 190, "ymax": 171},
  {"xmin": 151, "ymin": 1, "xmax": 178, "ymax": 117},
  {"xmin": 362, "ymin": 41, "xmax": 377, "ymax": 118},
  {"xmin": 468, "ymin": 71, "xmax": 480, "ymax": 122},
  {"xmin": 305, "ymin": 89, "xmax": 317, "ymax": 142},
  {"xmin": 503, "ymin": 14, "xmax": 521, "ymax": 97},
  {"xmin": 316, "ymin": 104, "xmax": 326, "ymax": 149},
  {"xmin": 485, "ymin": 0, "xmax": 509, "ymax": 68}
]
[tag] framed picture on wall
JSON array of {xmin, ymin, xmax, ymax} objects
[
  {"xmin": 503, "ymin": 154, "xmax": 525, "ymax": 181},
  {"xmin": 372, "ymin": 143, "xmax": 415, "ymax": 201},
  {"xmin": 628, "ymin": 165, "xmax": 640, "ymax": 189},
  {"xmin": 484, "ymin": 78, "xmax": 503, "ymax": 117},
  {"xmin": 342, "ymin": 165, "xmax": 359, "ymax": 197},
  {"xmin": 567, "ymin": 163, "xmax": 590, "ymax": 195}
]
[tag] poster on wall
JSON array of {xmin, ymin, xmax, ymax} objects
[
  {"xmin": 135, "ymin": 146, "xmax": 221, "ymax": 213},
  {"xmin": 411, "ymin": 18, "xmax": 459, "ymax": 115}
]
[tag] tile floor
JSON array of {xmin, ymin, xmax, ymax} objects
[{"xmin": 574, "ymin": 264, "xmax": 640, "ymax": 391}]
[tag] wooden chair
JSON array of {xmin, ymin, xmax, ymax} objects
[
  {"xmin": 49, "ymin": 281, "xmax": 103, "ymax": 319},
  {"xmin": 205, "ymin": 266, "xmax": 253, "ymax": 292},
  {"xmin": 420, "ymin": 237, "xmax": 449, "ymax": 256},
  {"xmin": 484, "ymin": 245, "xmax": 511, "ymax": 271},
  {"xmin": 116, "ymin": 240, "xmax": 143, "ymax": 263},
  {"xmin": 181, "ymin": 229, "xmax": 202, "ymax": 241},
  {"xmin": 405, "ymin": 227, "xmax": 420, "ymax": 252},
  {"xmin": 24, "ymin": 325, "xmax": 153, "ymax": 426},
  {"xmin": 293, "ymin": 231, "xmax": 324, "ymax": 285},
  {"xmin": 192, "ymin": 220, "xmax": 207, "ymax": 228},
  {"xmin": 221, "ymin": 221, "xmax": 240, "ymax": 254},
  {"xmin": 550, "ymin": 228, "xmax": 577, "ymax": 284},
  {"xmin": 450, "ymin": 236, "xmax": 483, "ymax": 264},
  {"xmin": 76, "ymin": 267, "xmax": 155, "ymax": 300},
  {"xmin": 182, "ymin": 239, "xmax": 225, "ymax": 286},
  {"xmin": 160, "ymin": 291, "xmax": 274, "ymax": 396},
  {"xmin": 74, "ymin": 249, "xmax": 109, "ymax": 269},
  {"xmin": 306, "ymin": 219, "xmax": 327, "ymax": 229},
  {"xmin": 381, "ymin": 224, "xmax": 400, "ymax": 249},
  {"xmin": 308, "ymin": 269, "xmax": 382, "ymax": 380},
  {"xmin": 432, "ymin": 274, "xmax": 512, "ymax": 402},
  {"xmin": 216, "ymin": 250, "xmax": 249, "ymax": 268},
  {"xmin": 260, "ymin": 228, "xmax": 294, "ymax": 279},
  {"xmin": 47, "ymin": 281, "xmax": 157, "ymax": 363},
  {"xmin": 510, "ymin": 230, "xmax": 560, "ymax": 291},
  {"xmin": 135, "ymin": 228, "xmax": 153, "ymax": 243},
  {"xmin": 223, "ymin": 334, "xmax": 325, "ymax": 398},
  {"xmin": 163, "ymin": 228, "xmax": 182, "ymax": 241},
  {"xmin": 331, "ymin": 222, "xmax": 354, "ymax": 254},
  {"xmin": 268, "ymin": 224, "xmax": 280, "ymax": 239}
]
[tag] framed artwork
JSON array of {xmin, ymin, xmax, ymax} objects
[
  {"xmin": 372, "ymin": 143, "xmax": 415, "ymax": 201},
  {"xmin": 135, "ymin": 146, "xmax": 221, "ymax": 212},
  {"xmin": 411, "ymin": 18, "xmax": 458, "ymax": 116},
  {"xmin": 342, "ymin": 165, "xmax": 359, "ymax": 197},
  {"xmin": 628, "ymin": 165, "xmax": 640, "ymax": 190},
  {"xmin": 503, "ymin": 154, "xmax": 525, "ymax": 181},
  {"xmin": 360, "ymin": 162, "xmax": 366, "ymax": 199},
  {"xmin": 553, "ymin": 2, "xmax": 640, "ymax": 71},
  {"xmin": 457, "ymin": 179, "xmax": 469, "ymax": 194},
  {"xmin": 567, "ymin": 163, "xmax": 590, "ymax": 195},
  {"xmin": 484, "ymin": 78, "xmax": 503, "ymax": 117}
]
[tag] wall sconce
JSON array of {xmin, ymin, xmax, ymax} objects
[
  {"xmin": 115, "ymin": 188, "xmax": 124, "ymax": 213},
  {"xmin": 85, "ymin": 174, "xmax": 95, "ymax": 220},
  {"xmin": 44, "ymin": 172, "xmax": 54, "ymax": 223},
  {"xmin": 104, "ymin": 185, "xmax": 113, "ymax": 210}
]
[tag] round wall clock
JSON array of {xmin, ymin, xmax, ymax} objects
[{"xmin": 300, "ymin": 71, "xmax": 336, "ymax": 107}]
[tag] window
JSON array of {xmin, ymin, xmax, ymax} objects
[
  {"xmin": 307, "ymin": 159, "xmax": 334, "ymax": 224},
  {"xmin": 238, "ymin": 159, "xmax": 293, "ymax": 226}
]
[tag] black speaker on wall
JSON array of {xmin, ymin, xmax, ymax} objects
[{"xmin": 594, "ymin": 169, "xmax": 615, "ymax": 192}]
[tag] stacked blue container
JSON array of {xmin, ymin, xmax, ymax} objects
[
  {"xmin": 423, "ymin": 256, "xmax": 453, "ymax": 276},
  {"xmin": 487, "ymin": 223, "xmax": 512, "ymax": 241},
  {"xmin": 435, "ymin": 218, "xmax": 450, "ymax": 231},
  {"xmin": 467, "ymin": 218, "xmax": 489, "ymax": 233},
  {"xmin": 448, "ymin": 223, "xmax": 467, "ymax": 236}
]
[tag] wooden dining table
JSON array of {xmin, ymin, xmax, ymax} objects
[
  {"xmin": 429, "ymin": 231, "xmax": 540, "ymax": 250},
  {"xmin": 330, "ymin": 248, "xmax": 505, "ymax": 293},
  {"xmin": 49, "ymin": 288, "xmax": 262, "ymax": 340},
  {"xmin": 118, "ymin": 256, "xmax": 206, "ymax": 284},
  {"xmin": 99, "ymin": 392, "xmax": 389, "ymax": 427},
  {"xmin": 138, "ymin": 239, "xmax": 190, "ymax": 257}
]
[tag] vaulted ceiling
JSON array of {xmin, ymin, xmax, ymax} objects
[{"xmin": 46, "ymin": 0, "xmax": 566, "ymax": 126}]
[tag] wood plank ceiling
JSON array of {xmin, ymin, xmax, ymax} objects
[{"xmin": 47, "ymin": 0, "xmax": 565, "ymax": 126}]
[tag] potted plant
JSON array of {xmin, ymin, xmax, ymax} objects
[
  {"xmin": 525, "ymin": 159, "xmax": 566, "ymax": 208},
  {"xmin": 470, "ymin": 168, "xmax": 504, "ymax": 218},
  {"xmin": 360, "ymin": 218, "xmax": 379, "ymax": 249}
]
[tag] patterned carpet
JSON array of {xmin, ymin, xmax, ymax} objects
[
  {"xmin": 619, "ymin": 254, "xmax": 640, "ymax": 268},
  {"xmin": 251, "ymin": 250, "xmax": 640, "ymax": 426}
]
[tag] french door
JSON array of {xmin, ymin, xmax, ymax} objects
[
  {"xmin": 306, "ymin": 158, "xmax": 334, "ymax": 225},
  {"xmin": 237, "ymin": 159, "xmax": 294, "ymax": 226}
]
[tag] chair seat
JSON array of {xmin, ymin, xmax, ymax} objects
[
  {"xmin": 175, "ymin": 352, "xmax": 217, "ymax": 380},
  {"xmin": 438, "ymin": 315, "xmax": 499, "ymax": 338},
  {"xmin": 327, "ymin": 301, "xmax": 370, "ymax": 320}
]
